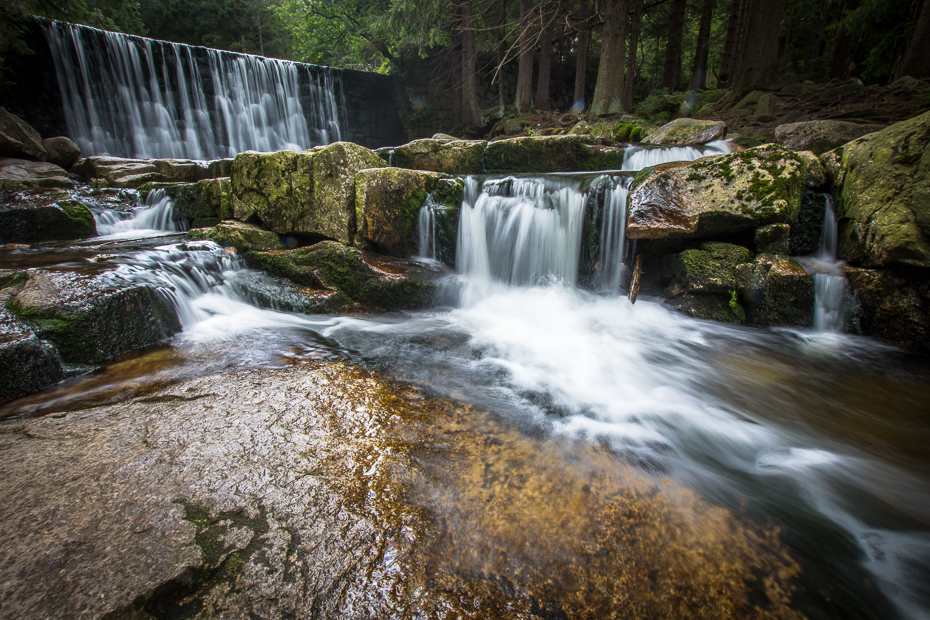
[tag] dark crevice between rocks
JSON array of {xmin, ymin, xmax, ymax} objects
[{"xmin": 102, "ymin": 503, "xmax": 270, "ymax": 620}]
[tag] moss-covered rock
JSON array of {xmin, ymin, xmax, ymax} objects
[
  {"xmin": 390, "ymin": 139, "xmax": 487, "ymax": 174},
  {"xmin": 188, "ymin": 221, "xmax": 284, "ymax": 253},
  {"xmin": 834, "ymin": 110, "xmax": 930, "ymax": 268},
  {"xmin": 843, "ymin": 265, "xmax": 930, "ymax": 349},
  {"xmin": 755, "ymin": 224, "xmax": 791, "ymax": 254},
  {"xmin": 355, "ymin": 167, "xmax": 463, "ymax": 261},
  {"xmin": 796, "ymin": 150, "xmax": 827, "ymax": 188},
  {"xmin": 158, "ymin": 178, "xmax": 232, "ymax": 227},
  {"xmin": 230, "ymin": 143, "xmax": 385, "ymax": 244},
  {"xmin": 6, "ymin": 271, "xmax": 181, "ymax": 364},
  {"xmin": 244, "ymin": 241, "xmax": 447, "ymax": 312},
  {"xmin": 774, "ymin": 120, "xmax": 885, "ymax": 155},
  {"xmin": 0, "ymin": 194, "xmax": 97, "ymax": 243},
  {"xmin": 0, "ymin": 308, "xmax": 63, "ymax": 401},
  {"xmin": 665, "ymin": 242, "xmax": 753, "ymax": 297},
  {"xmin": 627, "ymin": 144, "xmax": 807, "ymax": 239},
  {"xmin": 484, "ymin": 135, "xmax": 625, "ymax": 173},
  {"xmin": 791, "ymin": 192, "xmax": 827, "ymax": 255},
  {"xmin": 645, "ymin": 118, "xmax": 727, "ymax": 146},
  {"xmin": 736, "ymin": 254, "xmax": 815, "ymax": 326},
  {"xmin": 666, "ymin": 292, "xmax": 746, "ymax": 324}
]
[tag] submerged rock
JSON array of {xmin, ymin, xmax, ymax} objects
[
  {"xmin": 389, "ymin": 138, "xmax": 487, "ymax": 175},
  {"xmin": 834, "ymin": 110, "xmax": 930, "ymax": 268},
  {"xmin": 244, "ymin": 241, "xmax": 446, "ymax": 311},
  {"xmin": 666, "ymin": 293, "xmax": 746, "ymax": 324},
  {"xmin": 230, "ymin": 143, "xmax": 385, "ymax": 244},
  {"xmin": 774, "ymin": 120, "xmax": 885, "ymax": 155},
  {"xmin": 41, "ymin": 136, "xmax": 81, "ymax": 170},
  {"xmin": 188, "ymin": 220, "xmax": 284, "ymax": 253},
  {"xmin": 6, "ymin": 271, "xmax": 180, "ymax": 364},
  {"xmin": 0, "ymin": 191, "xmax": 96, "ymax": 243},
  {"xmin": 645, "ymin": 118, "xmax": 727, "ymax": 146},
  {"xmin": 736, "ymin": 254, "xmax": 815, "ymax": 326},
  {"xmin": 627, "ymin": 144, "xmax": 807, "ymax": 239},
  {"xmin": 0, "ymin": 281, "xmax": 63, "ymax": 400},
  {"xmin": 355, "ymin": 167, "xmax": 463, "ymax": 259},
  {"xmin": 0, "ymin": 158, "xmax": 73, "ymax": 190}
]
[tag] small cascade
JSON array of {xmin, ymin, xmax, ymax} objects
[
  {"xmin": 43, "ymin": 20, "xmax": 344, "ymax": 159},
  {"xmin": 417, "ymin": 193, "xmax": 442, "ymax": 261},
  {"xmin": 621, "ymin": 139, "xmax": 731, "ymax": 171},
  {"xmin": 93, "ymin": 189, "xmax": 186, "ymax": 236},
  {"xmin": 812, "ymin": 195, "xmax": 848, "ymax": 332},
  {"xmin": 591, "ymin": 178, "xmax": 631, "ymax": 291}
]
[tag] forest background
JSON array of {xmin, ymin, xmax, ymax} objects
[{"xmin": 1, "ymin": 0, "xmax": 928, "ymax": 128}]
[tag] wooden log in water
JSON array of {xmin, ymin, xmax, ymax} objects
[{"xmin": 628, "ymin": 254, "xmax": 644, "ymax": 304}]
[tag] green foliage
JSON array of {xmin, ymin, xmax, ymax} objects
[{"xmin": 634, "ymin": 89, "xmax": 684, "ymax": 123}]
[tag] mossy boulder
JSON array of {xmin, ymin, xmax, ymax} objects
[
  {"xmin": 627, "ymin": 144, "xmax": 807, "ymax": 240},
  {"xmin": 666, "ymin": 293, "xmax": 746, "ymax": 324},
  {"xmin": 645, "ymin": 118, "xmax": 726, "ymax": 146},
  {"xmin": 6, "ymin": 271, "xmax": 181, "ymax": 364},
  {"xmin": 0, "ymin": 194, "xmax": 96, "ymax": 243},
  {"xmin": 834, "ymin": 110, "xmax": 930, "ymax": 268},
  {"xmin": 355, "ymin": 167, "xmax": 463, "ymax": 262},
  {"xmin": 389, "ymin": 139, "xmax": 487, "ymax": 175},
  {"xmin": 230, "ymin": 143, "xmax": 385, "ymax": 244},
  {"xmin": 774, "ymin": 120, "xmax": 885, "ymax": 155},
  {"xmin": 159, "ymin": 177, "xmax": 232, "ymax": 227},
  {"xmin": 843, "ymin": 266, "xmax": 930, "ymax": 349},
  {"xmin": 244, "ymin": 241, "xmax": 447, "ymax": 312},
  {"xmin": 735, "ymin": 254, "xmax": 815, "ymax": 326},
  {"xmin": 0, "ymin": 158, "xmax": 73, "ymax": 190},
  {"xmin": 484, "ymin": 135, "xmax": 625, "ymax": 173},
  {"xmin": 188, "ymin": 221, "xmax": 284, "ymax": 253},
  {"xmin": 665, "ymin": 242, "xmax": 753, "ymax": 297},
  {"xmin": 755, "ymin": 224, "xmax": 791, "ymax": 254},
  {"xmin": 796, "ymin": 151, "xmax": 827, "ymax": 188}
]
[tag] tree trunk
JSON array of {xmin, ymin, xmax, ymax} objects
[
  {"xmin": 718, "ymin": 0, "xmax": 745, "ymax": 87},
  {"xmin": 623, "ymin": 0, "xmax": 642, "ymax": 110},
  {"xmin": 535, "ymin": 3, "xmax": 555, "ymax": 110},
  {"xmin": 515, "ymin": 0, "xmax": 536, "ymax": 113},
  {"xmin": 497, "ymin": 1, "xmax": 508, "ymax": 116},
  {"xmin": 461, "ymin": 1, "xmax": 484, "ymax": 126},
  {"xmin": 826, "ymin": 0, "xmax": 856, "ymax": 81},
  {"xmin": 733, "ymin": 0, "xmax": 783, "ymax": 88},
  {"xmin": 689, "ymin": 0, "xmax": 715, "ymax": 91},
  {"xmin": 661, "ymin": 0, "xmax": 688, "ymax": 91},
  {"xmin": 897, "ymin": 0, "xmax": 930, "ymax": 79},
  {"xmin": 573, "ymin": 0, "xmax": 590, "ymax": 106},
  {"xmin": 591, "ymin": 0, "xmax": 628, "ymax": 114},
  {"xmin": 452, "ymin": 36, "xmax": 463, "ymax": 125}
]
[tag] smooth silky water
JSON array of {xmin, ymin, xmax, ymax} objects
[{"xmin": 2, "ymin": 144, "xmax": 928, "ymax": 619}]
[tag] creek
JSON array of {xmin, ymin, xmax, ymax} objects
[{"xmin": 1, "ymin": 143, "xmax": 928, "ymax": 619}]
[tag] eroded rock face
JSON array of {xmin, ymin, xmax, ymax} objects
[
  {"xmin": 230, "ymin": 143, "xmax": 385, "ymax": 244},
  {"xmin": 627, "ymin": 145, "xmax": 807, "ymax": 239},
  {"xmin": 774, "ymin": 120, "xmax": 885, "ymax": 155},
  {"xmin": 834, "ymin": 110, "xmax": 930, "ymax": 268},
  {"xmin": 0, "ymin": 191, "xmax": 95, "ymax": 243},
  {"xmin": 41, "ymin": 137, "xmax": 81, "ymax": 170},
  {"xmin": 0, "ymin": 107, "xmax": 47, "ymax": 161},
  {"xmin": 388, "ymin": 139, "xmax": 487, "ymax": 174},
  {"xmin": 0, "ymin": 363, "xmax": 807, "ymax": 618},
  {"xmin": 355, "ymin": 167, "xmax": 463, "ymax": 260},
  {"xmin": 0, "ymin": 158, "xmax": 72, "ymax": 190},
  {"xmin": 244, "ymin": 240, "xmax": 447, "ymax": 311},
  {"xmin": 6, "ymin": 271, "xmax": 180, "ymax": 364},
  {"xmin": 645, "ymin": 118, "xmax": 727, "ymax": 146},
  {"xmin": 736, "ymin": 254, "xmax": 815, "ymax": 326}
]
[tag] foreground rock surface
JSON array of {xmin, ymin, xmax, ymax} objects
[
  {"xmin": 0, "ymin": 306, "xmax": 63, "ymax": 401},
  {"xmin": 0, "ymin": 190, "xmax": 96, "ymax": 243},
  {"xmin": 0, "ymin": 363, "xmax": 807, "ymax": 619},
  {"xmin": 645, "ymin": 118, "xmax": 727, "ymax": 146}
]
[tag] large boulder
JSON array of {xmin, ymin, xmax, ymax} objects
[
  {"xmin": 244, "ymin": 241, "xmax": 446, "ymax": 311},
  {"xmin": 230, "ymin": 143, "xmax": 385, "ymax": 244},
  {"xmin": 151, "ymin": 177, "xmax": 232, "ymax": 228},
  {"xmin": 0, "ymin": 158, "xmax": 73, "ymax": 190},
  {"xmin": 483, "ymin": 135, "xmax": 625, "ymax": 173},
  {"xmin": 627, "ymin": 144, "xmax": 807, "ymax": 239},
  {"xmin": 0, "ymin": 192, "xmax": 96, "ymax": 243},
  {"xmin": 646, "ymin": 119, "xmax": 727, "ymax": 146},
  {"xmin": 0, "ymin": 108, "xmax": 47, "ymax": 161},
  {"xmin": 386, "ymin": 139, "xmax": 487, "ymax": 175},
  {"xmin": 355, "ymin": 167, "xmax": 463, "ymax": 261},
  {"xmin": 834, "ymin": 110, "xmax": 930, "ymax": 268},
  {"xmin": 664, "ymin": 242, "xmax": 753, "ymax": 296},
  {"xmin": 188, "ymin": 221, "xmax": 284, "ymax": 253},
  {"xmin": 72, "ymin": 156, "xmax": 220, "ymax": 188},
  {"xmin": 843, "ymin": 266, "xmax": 930, "ymax": 349},
  {"xmin": 735, "ymin": 254, "xmax": 815, "ymax": 326},
  {"xmin": 6, "ymin": 271, "xmax": 180, "ymax": 365},
  {"xmin": 42, "ymin": 137, "xmax": 81, "ymax": 170},
  {"xmin": 774, "ymin": 120, "xmax": 885, "ymax": 155}
]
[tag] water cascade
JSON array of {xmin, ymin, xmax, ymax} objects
[
  {"xmin": 43, "ymin": 20, "xmax": 344, "ymax": 160},
  {"xmin": 811, "ymin": 195, "xmax": 849, "ymax": 332},
  {"xmin": 621, "ymin": 139, "xmax": 731, "ymax": 170},
  {"xmin": 92, "ymin": 189, "xmax": 187, "ymax": 237},
  {"xmin": 417, "ymin": 193, "xmax": 444, "ymax": 262}
]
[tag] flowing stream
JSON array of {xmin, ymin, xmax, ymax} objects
[{"xmin": 2, "ymin": 145, "xmax": 929, "ymax": 619}]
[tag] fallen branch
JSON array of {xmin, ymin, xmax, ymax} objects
[{"xmin": 628, "ymin": 254, "xmax": 644, "ymax": 304}]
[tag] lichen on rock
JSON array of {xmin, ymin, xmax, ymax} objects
[{"xmin": 645, "ymin": 118, "xmax": 727, "ymax": 146}]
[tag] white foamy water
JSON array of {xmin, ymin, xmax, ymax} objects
[
  {"xmin": 92, "ymin": 189, "xmax": 186, "ymax": 238},
  {"xmin": 810, "ymin": 194, "xmax": 850, "ymax": 333},
  {"xmin": 621, "ymin": 139, "xmax": 731, "ymax": 170}
]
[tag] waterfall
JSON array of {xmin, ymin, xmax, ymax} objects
[
  {"xmin": 417, "ymin": 193, "xmax": 443, "ymax": 261},
  {"xmin": 93, "ymin": 189, "xmax": 186, "ymax": 236},
  {"xmin": 622, "ymin": 139, "xmax": 731, "ymax": 171},
  {"xmin": 43, "ymin": 20, "xmax": 344, "ymax": 160},
  {"xmin": 812, "ymin": 195, "xmax": 848, "ymax": 333},
  {"xmin": 592, "ymin": 179, "xmax": 631, "ymax": 292}
]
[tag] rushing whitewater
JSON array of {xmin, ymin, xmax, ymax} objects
[
  {"xmin": 44, "ymin": 20, "xmax": 344, "ymax": 159},
  {"xmin": 92, "ymin": 189, "xmax": 187, "ymax": 237}
]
